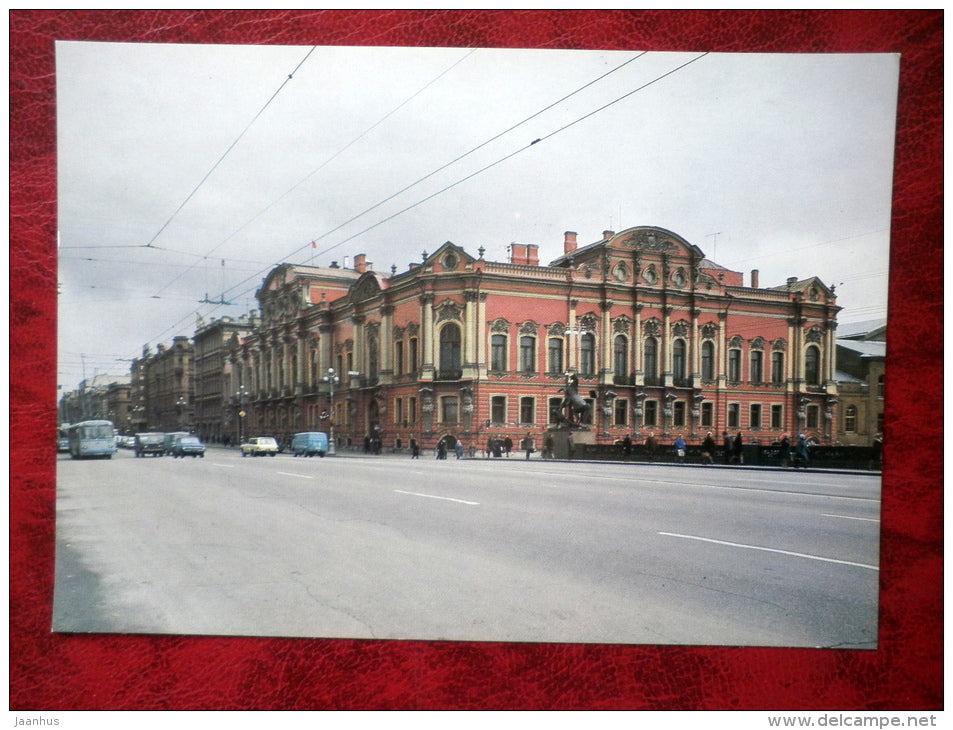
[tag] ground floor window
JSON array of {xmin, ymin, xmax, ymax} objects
[
  {"xmin": 701, "ymin": 401, "xmax": 713, "ymax": 428},
  {"xmin": 750, "ymin": 403, "xmax": 762, "ymax": 430},
  {"xmin": 771, "ymin": 404, "xmax": 783, "ymax": 429},
  {"xmin": 491, "ymin": 395, "xmax": 506, "ymax": 424},
  {"xmin": 441, "ymin": 396, "xmax": 458, "ymax": 423},
  {"xmin": 727, "ymin": 403, "xmax": 740, "ymax": 429},
  {"xmin": 673, "ymin": 401, "xmax": 686, "ymax": 427},
  {"xmin": 644, "ymin": 400, "xmax": 658, "ymax": 427},
  {"xmin": 614, "ymin": 398, "xmax": 628, "ymax": 426},
  {"xmin": 520, "ymin": 396, "xmax": 535, "ymax": 424}
]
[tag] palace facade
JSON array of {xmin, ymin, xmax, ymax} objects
[{"xmin": 218, "ymin": 225, "xmax": 841, "ymax": 452}]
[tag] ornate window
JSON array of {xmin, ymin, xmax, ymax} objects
[
  {"xmin": 728, "ymin": 348, "xmax": 741, "ymax": 383},
  {"xmin": 672, "ymin": 339, "xmax": 687, "ymax": 382},
  {"xmin": 771, "ymin": 351, "xmax": 784, "ymax": 384},
  {"xmin": 519, "ymin": 335, "xmax": 536, "ymax": 373},
  {"xmin": 441, "ymin": 396, "xmax": 458, "ymax": 423},
  {"xmin": 491, "ymin": 334, "xmax": 507, "ymax": 372},
  {"xmin": 613, "ymin": 335, "xmax": 628, "ymax": 380},
  {"xmin": 548, "ymin": 337, "xmax": 564, "ymax": 374},
  {"xmin": 844, "ymin": 405, "xmax": 858, "ymax": 433},
  {"xmin": 750, "ymin": 350, "xmax": 763, "ymax": 384},
  {"xmin": 701, "ymin": 340, "xmax": 715, "ymax": 381},
  {"xmin": 644, "ymin": 337, "xmax": 658, "ymax": 383},
  {"xmin": 438, "ymin": 324, "xmax": 461, "ymax": 379},
  {"xmin": 579, "ymin": 333, "xmax": 596, "ymax": 376},
  {"xmin": 805, "ymin": 345, "xmax": 821, "ymax": 385}
]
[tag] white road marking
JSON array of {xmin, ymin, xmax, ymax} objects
[
  {"xmin": 658, "ymin": 532, "xmax": 879, "ymax": 571},
  {"xmin": 212, "ymin": 463, "xmax": 235, "ymax": 468},
  {"xmin": 277, "ymin": 472, "xmax": 314, "ymax": 480},
  {"xmin": 394, "ymin": 489, "xmax": 479, "ymax": 505},
  {"xmin": 822, "ymin": 513, "xmax": 880, "ymax": 522}
]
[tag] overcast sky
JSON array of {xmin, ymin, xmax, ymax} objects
[{"xmin": 56, "ymin": 42, "xmax": 899, "ymax": 392}]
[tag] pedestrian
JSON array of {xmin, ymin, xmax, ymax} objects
[
  {"xmin": 485, "ymin": 437, "xmax": 493, "ymax": 459},
  {"xmin": 503, "ymin": 436, "xmax": 513, "ymax": 457},
  {"xmin": 543, "ymin": 432, "xmax": 554, "ymax": 460},
  {"xmin": 622, "ymin": 434, "xmax": 632, "ymax": 459},
  {"xmin": 644, "ymin": 432, "xmax": 658, "ymax": 461},
  {"xmin": 436, "ymin": 439, "xmax": 447, "ymax": 460},
  {"xmin": 455, "ymin": 440, "xmax": 464, "ymax": 459},
  {"xmin": 793, "ymin": 433, "xmax": 811, "ymax": 468},
  {"xmin": 410, "ymin": 437, "xmax": 420, "ymax": 459},
  {"xmin": 701, "ymin": 431, "xmax": 715, "ymax": 465},
  {"xmin": 521, "ymin": 432, "xmax": 535, "ymax": 460},
  {"xmin": 722, "ymin": 431, "xmax": 732, "ymax": 465},
  {"xmin": 779, "ymin": 433, "xmax": 791, "ymax": 467},
  {"xmin": 674, "ymin": 435, "xmax": 687, "ymax": 463},
  {"xmin": 732, "ymin": 432, "xmax": 744, "ymax": 464}
]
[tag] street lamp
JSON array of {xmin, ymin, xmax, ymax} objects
[
  {"xmin": 176, "ymin": 396, "xmax": 187, "ymax": 431},
  {"xmin": 235, "ymin": 385, "xmax": 248, "ymax": 445},
  {"xmin": 323, "ymin": 368, "xmax": 340, "ymax": 455}
]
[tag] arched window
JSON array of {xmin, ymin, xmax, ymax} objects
[
  {"xmin": 490, "ymin": 334, "xmax": 507, "ymax": 371},
  {"xmin": 644, "ymin": 337, "xmax": 658, "ymax": 383},
  {"xmin": 750, "ymin": 350, "xmax": 763, "ymax": 383},
  {"xmin": 580, "ymin": 333, "xmax": 596, "ymax": 376},
  {"xmin": 439, "ymin": 323, "xmax": 461, "ymax": 379},
  {"xmin": 728, "ymin": 348, "xmax": 741, "ymax": 382},
  {"xmin": 519, "ymin": 335, "xmax": 536, "ymax": 372},
  {"xmin": 613, "ymin": 335, "xmax": 628, "ymax": 380},
  {"xmin": 548, "ymin": 337, "xmax": 563, "ymax": 373},
  {"xmin": 805, "ymin": 345, "xmax": 821, "ymax": 385},
  {"xmin": 366, "ymin": 332, "xmax": 379, "ymax": 380},
  {"xmin": 701, "ymin": 341, "xmax": 715, "ymax": 381},
  {"xmin": 771, "ymin": 351, "xmax": 784, "ymax": 384},
  {"xmin": 672, "ymin": 339, "xmax": 687, "ymax": 382}
]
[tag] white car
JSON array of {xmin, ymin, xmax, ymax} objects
[{"xmin": 240, "ymin": 436, "xmax": 279, "ymax": 457}]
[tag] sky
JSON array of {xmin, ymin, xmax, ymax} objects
[{"xmin": 55, "ymin": 42, "xmax": 899, "ymax": 392}]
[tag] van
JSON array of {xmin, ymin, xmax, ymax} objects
[
  {"xmin": 135, "ymin": 432, "xmax": 166, "ymax": 457},
  {"xmin": 291, "ymin": 431, "xmax": 329, "ymax": 457},
  {"xmin": 163, "ymin": 431, "xmax": 190, "ymax": 455}
]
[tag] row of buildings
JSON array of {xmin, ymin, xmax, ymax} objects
[{"xmin": 58, "ymin": 225, "xmax": 886, "ymax": 451}]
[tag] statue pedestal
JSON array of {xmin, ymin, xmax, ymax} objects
[{"xmin": 548, "ymin": 428, "xmax": 593, "ymax": 459}]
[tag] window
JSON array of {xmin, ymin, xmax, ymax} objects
[
  {"xmin": 701, "ymin": 401, "xmax": 713, "ymax": 428},
  {"xmin": 771, "ymin": 351, "xmax": 784, "ymax": 384},
  {"xmin": 806, "ymin": 404, "xmax": 820, "ymax": 429},
  {"xmin": 771, "ymin": 404, "xmax": 783, "ymax": 429},
  {"xmin": 644, "ymin": 337, "xmax": 658, "ymax": 383},
  {"xmin": 750, "ymin": 350, "xmax": 763, "ymax": 383},
  {"xmin": 844, "ymin": 405, "xmax": 858, "ymax": 433},
  {"xmin": 701, "ymin": 341, "xmax": 715, "ymax": 381},
  {"xmin": 673, "ymin": 401, "xmax": 686, "ymax": 427},
  {"xmin": 728, "ymin": 349, "xmax": 741, "ymax": 382},
  {"xmin": 580, "ymin": 333, "xmax": 596, "ymax": 376},
  {"xmin": 750, "ymin": 403, "xmax": 762, "ymax": 430},
  {"xmin": 672, "ymin": 339, "xmax": 687, "ymax": 382},
  {"xmin": 409, "ymin": 337, "xmax": 419, "ymax": 374},
  {"xmin": 614, "ymin": 398, "xmax": 628, "ymax": 426},
  {"xmin": 441, "ymin": 396, "xmax": 458, "ymax": 423},
  {"xmin": 408, "ymin": 396, "xmax": 417, "ymax": 424},
  {"xmin": 491, "ymin": 396, "xmax": 506, "ymax": 424},
  {"xmin": 519, "ymin": 397, "xmax": 535, "ymax": 424},
  {"xmin": 491, "ymin": 334, "xmax": 507, "ymax": 371},
  {"xmin": 613, "ymin": 336, "xmax": 628, "ymax": 379},
  {"xmin": 727, "ymin": 403, "xmax": 740, "ymax": 428},
  {"xmin": 548, "ymin": 337, "xmax": 563, "ymax": 373},
  {"xmin": 805, "ymin": 345, "xmax": 821, "ymax": 385},
  {"xmin": 644, "ymin": 400, "xmax": 658, "ymax": 427},
  {"xmin": 367, "ymin": 333, "xmax": 379, "ymax": 380},
  {"xmin": 519, "ymin": 336, "xmax": 536, "ymax": 373},
  {"xmin": 439, "ymin": 324, "xmax": 461, "ymax": 378},
  {"xmin": 395, "ymin": 398, "xmax": 403, "ymax": 425},
  {"xmin": 394, "ymin": 340, "xmax": 404, "ymax": 376},
  {"xmin": 548, "ymin": 397, "xmax": 563, "ymax": 424},
  {"xmin": 581, "ymin": 398, "xmax": 595, "ymax": 425}
]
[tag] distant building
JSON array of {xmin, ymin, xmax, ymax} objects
[
  {"xmin": 58, "ymin": 373, "xmax": 130, "ymax": 429},
  {"xmin": 835, "ymin": 319, "xmax": 886, "ymax": 447},
  {"xmin": 192, "ymin": 314, "xmax": 255, "ymax": 443},
  {"xmin": 218, "ymin": 226, "xmax": 842, "ymax": 452},
  {"xmin": 134, "ymin": 336, "xmax": 195, "ymax": 433}
]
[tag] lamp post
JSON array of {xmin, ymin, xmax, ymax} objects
[
  {"xmin": 235, "ymin": 385, "xmax": 248, "ymax": 445},
  {"xmin": 176, "ymin": 396, "xmax": 187, "ymax": 431},
  {"xmin": 323, "ymin": 368, "xmax": 340, "ymax": 455}
]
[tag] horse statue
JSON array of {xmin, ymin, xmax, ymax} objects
[{"xmin": 553, "ymin": 372, "xmax": 592, "ymax": 428}]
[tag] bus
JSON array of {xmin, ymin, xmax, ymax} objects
[{"xmin": 67, "ymin": 420, "xmax": 118, "ymax": 459}]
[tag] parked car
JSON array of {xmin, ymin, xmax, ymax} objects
[
  {"xmin": 170, "ymin": 435, "xmax": 206, "ymax": 458},
  {"xmin": 290, "ymin": 431, "xmax": 329, "ymax": 457},
  {"xmin": 135, "ymin": 432, "xmax": 167, "ymax": 457},
  {"xmin": 241, "ymin": 436, "xmax": 279, "ymax": 457}
]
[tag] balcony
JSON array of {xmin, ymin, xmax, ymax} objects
[{"xmin": 435, "ymin": 369, "xmax": 462, "ymax": 381}]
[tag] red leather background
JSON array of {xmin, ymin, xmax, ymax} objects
[{"xmin": 10, "ymin": 10, "xmax": 942, "ymax": 710}]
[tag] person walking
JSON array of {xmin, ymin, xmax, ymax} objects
[
  {"xmin": 503, "ymin": 435, "xmax": 513, "ymax": 457},
  {"xmin": 455, "ymin": 440, "xmax": 464, "ymax": 459},
  {"xmin": 701, "ymin": 431, "xmax": 716, "ymax": 465},
  {"xmin": 779, "ymin": 433, "xmax": 791, "ymax": 467},
  {"xmin": 645, "ymin": 432, "xmax": 658, "ymax": 461},
  {"xmin": 793, "ymin": 433, "xmax": 811, "ymax": 468},
  {"xmin": 622, "ymin": 434, "xmax": 633, "ymax": 459},
  {"xmin": 674, "ymin": 435, "xmax": 687, "ymax": 463},
  {"xmin": 521, "ymin": 432, "xmax": 535, "ymax": 460},
  {"xmin": 410, "ymin": 437, "xmax": 420, "ymax": 459},
  {"xmin": 722, "ymin": 431, "xmax": 732, "ymax": 465},
  {"xmin": 732, "ymin": 432, "xmax": 744, "ymax": 464}
]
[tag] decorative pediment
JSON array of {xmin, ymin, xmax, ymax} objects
[
  {"xmin": 435, "ymin": 298, "xmax": 463, "ymax": 322},
  {"xmin": 350, "ymin": 272, "xmax": 382, "ymax": 303},
  {"xmin": 490, "ymin": 318, "xmax": 510, "ymax": 334},
  {"xmin": 642, "ymin": 318, "xmax": 662, "ymax": 338}
]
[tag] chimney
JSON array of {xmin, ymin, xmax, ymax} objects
[
  {"xmin": 603, "ymin": 230, "xmax": 615, "ymax": 241},
  {"xmin": 509, "ymin": 243, "xmax": 539, "ymax": 266},
  {"xmin": 564, "ymin": 231, "xmax": 578, "ymax": 255},
  {"xmin": 354, "ymin": 254, "xmax": 369, "ymax": 274},
  {"xmin": 787, "ymin": 276, "xmax": 798, "ymax": 288},
  {"xmin": 751, "ymin": 269, "xmax": 759, "ymax": 288}
]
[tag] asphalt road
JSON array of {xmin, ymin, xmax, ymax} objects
[{"xmin": 53, "ymin": 447, "xmax": 881, "ymax": 648}]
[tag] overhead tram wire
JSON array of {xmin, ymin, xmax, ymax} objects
[
  {"xmin": 146, "ymin": 46, "xmax": 317, "ymax": 299},
  {"xmin": 212, "ymin": 51, "xmax": 655, "ymax": 307},
  {"xmin": 145, "ymin": 48, "xmax": 476, "ymax": 312}
]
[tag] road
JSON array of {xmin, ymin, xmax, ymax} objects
[{"xmin": 53, "ymin": 447, "xmax": 881, "ymax": 648}]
